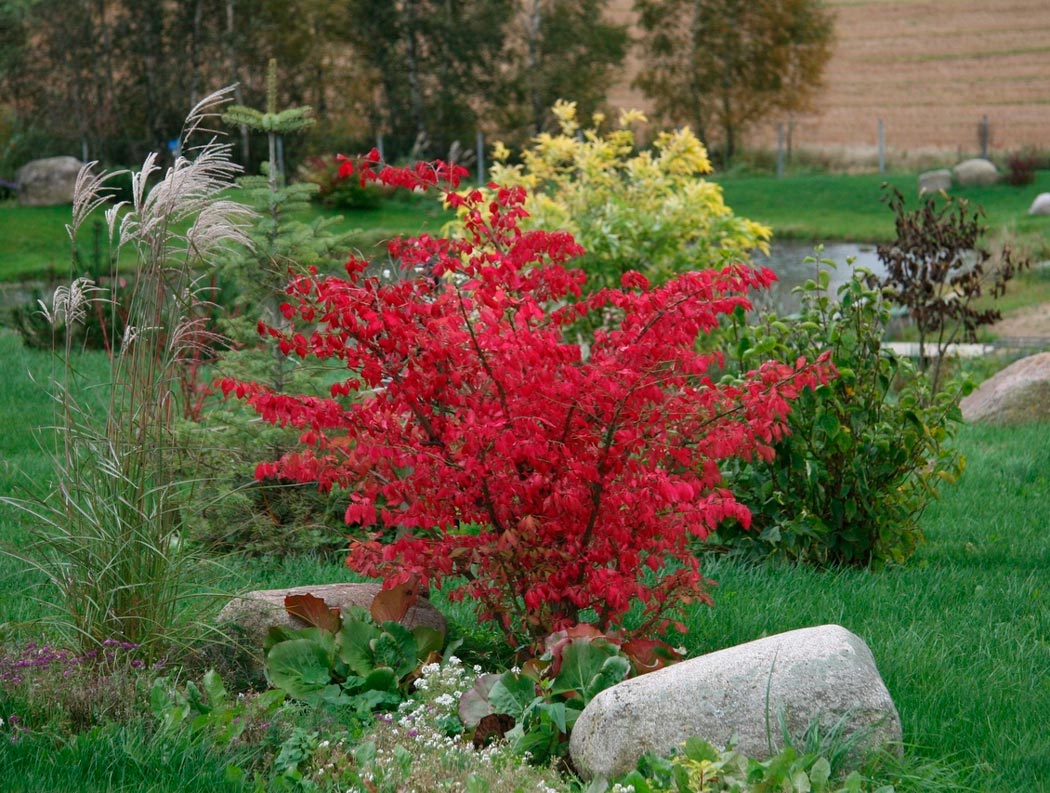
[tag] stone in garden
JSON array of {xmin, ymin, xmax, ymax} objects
[
  {"xmin": 218, "ymin": 582, "xmax": 448, "ymax": 651},
  {"xmin": 959, "ymin": 352, "xmax": 1050, "ymax": 425},
  {"xmin": 16, "ymin": 156, "xmax": 83, "ymax": 206},
  {"xmin": 569, "ymin": 624, "xmax": 902, "ymax": 782},
  {"xmin": 952, "ymin": 158, "xmax": 999, "ymax": 187},
  {"xmin": 1028, "ymin": 193, "xmax": 1050, "ymax": 215},
  {"xmin": 918, "ymin": 168, "xmax": 952, "ymax": 195}
]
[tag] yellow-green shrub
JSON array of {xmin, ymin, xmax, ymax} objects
[{"xmin": 452, "ymin": 100, "xmax": 770, "ymax": 292}]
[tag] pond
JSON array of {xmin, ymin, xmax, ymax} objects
[{"xmin": 751, "ymin": 241, "xmax": 885, "ymax": 314}]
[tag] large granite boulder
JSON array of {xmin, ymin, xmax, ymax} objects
[
  {"xmin": 953, "ymin": 158, "xmax": 999, "ymax": 187},
  {"xmin": 16, "ymin": 156, "xmax": 83, "ymax": 206},
  {"xmin": 569, "ymin": 624, "xmax": 902, "ymax": 781},
  {"xmin": 1028, "ymin": 193, "xmax": 1050, "ymax": 215},
  {"xmin": 918, "ymin": 168, "xmax": 952, "ymax": 195},
  {"xmin": 960, "ymin": 352, "xmax": 1050, "ymax": 424},
  {"xmin": 218, "ymin": 582, "xmax": 448, "ymax": 656}
]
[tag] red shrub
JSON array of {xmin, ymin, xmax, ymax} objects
[{"xmin": 222, "ymin": 159, "xmax": 832, "ymax": 648}]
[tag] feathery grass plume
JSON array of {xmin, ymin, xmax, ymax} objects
[{"xmin": 1, "ymin": 85, "xmax": 253, "ymax": 663}]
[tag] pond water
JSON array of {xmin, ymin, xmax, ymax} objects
[{"xmin": 751, "ymin": 241, "xmax": 885, "ymax": 315}]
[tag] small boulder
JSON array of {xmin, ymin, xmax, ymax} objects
[
  {"xmin": 953, "ymin": 158, "xmax": 999, "ymax": 187},
  {"xmin": 918, "ymin": 168, "xmax": 952, "ymax": 195},
  {"xmin": 569, "ymin": 624, "xmax": 902, "ymax": 782},
  {"xmin": 1028, "ymin": 193, "xmax": 1050, "ymax": 215},
  {"xmin": 218, "ymin": 582, "xmax": 448, "ymax": 658},
  {"xmin": 16, "ymin": 156, "xmax": 83, "ymax": 206},
  {"xmin": 960, "ymin": 352, "xmax": 1050, "ymax": 424}
]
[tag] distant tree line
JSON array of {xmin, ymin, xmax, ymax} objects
[{"xmin": 0, "ymin": 0, "xmax": 832, "ymax": 173}]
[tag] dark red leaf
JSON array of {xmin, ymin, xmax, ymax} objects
[{"xmin": 284, "ymin": 593, "xmax": 341, "ymax": 634}]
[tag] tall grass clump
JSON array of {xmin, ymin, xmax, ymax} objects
[{"xmin": 1, "ymin": 87, "xmax": 253, "ymax": 662}]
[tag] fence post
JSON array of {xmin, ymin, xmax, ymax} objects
[
  {"xmin": 376, "ymin": 134, "xmax": 385, "ymax": 162},
  {"xmin": 476, "ymin": 130, "xmax": 485, "ymax": 186},
  {"xmin": 776, "ymin": 123, "xmax": 785, "ymax": 178},
  {"xmin": 979, "ymin": 115, "xmax": 990, "ymax": 158},
  {"xmin": 877, "ymin": 118, "xmax": 885, "ymax": 173}
]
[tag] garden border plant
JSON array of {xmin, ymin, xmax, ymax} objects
[
  {"xmin": 0, "ymin": 86, "xmax": 254, "ymax": 661},
  {"xmin": 224, "ymin": 153, "xmax": 833, "ymax": 651},
  {"xmin": 716, "ymin": 258, "xmax": 964, "ymax": 566}
]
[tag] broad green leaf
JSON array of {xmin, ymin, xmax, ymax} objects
[
  {"xmin": 338, "ymin": 616, "xmax": 381, "ymax": 676},
  {"xmin": 412, "ymin": 625, "xmax": 446, "ymax": 659},
  {"xmin": 363, "ymin": 666, "xmax": 399, "ymax": 693},
  {"xmin": 536, "ymin": 701, "xmax": 568, "ymax": 733},
  {"xmin": 202, "ymin": 669, "xmax": 227, "ymax": 708},
  {"xmin": 550, "ymin": 639, "xmax": 629, "ymax": 702},
  {"xmin": 266, "ymin": 639, "xmax": 332, "ymax": 703},
  {"xmin": 373, "ymin": 621, "xmax": 418, "ymax": 679},
  {"xmin": 680, "ymin": 736, "xmax": 719, "ymax": 763},
  {"xmin": 489, "ymin": 673, "xmax": 538, "ymax": 721},
  {"xmin": 809, "ymin": 756, "xmax": 831, "ymax": 787}
]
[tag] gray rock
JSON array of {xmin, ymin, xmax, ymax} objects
[
  {"xmin": 218, "ymin": 582, "xmax": 447, "ymax": 662},
  {"xmin": 1028, "ymin": 193, "xmax": 1050, "ymax": 215},
  {"xmin": 953, "ymin": 158, "xmax": 999, "ymax": 187},
  {"xmin": 960, "ymin": 352, "xmax": 1050, "ymax": 425},
  {"xmin": 918, "ymin": 168, "xmax": 952, "ymax": 195},
  {"xmin": 16, "ymin": 156, "xmax": 83, "ymax": 206},
  {"xmin": 569, "ymin": 624, "xmax": 902, "ymax": 782}
]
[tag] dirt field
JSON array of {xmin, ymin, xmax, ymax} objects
[{"xmin": 605, "ymin": 0, "xmax": 1050, "ymax": 158}]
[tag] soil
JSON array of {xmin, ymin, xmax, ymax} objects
[{"xmin": 605, "ymin": 0, "xmax": 1050, "ymax": 156}]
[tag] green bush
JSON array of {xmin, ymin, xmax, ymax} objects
[
  {"xmin": 298, "ymin": 154, "xmax": 388, "ymax": 210},
  {"xmin": 714, "ymin": 261, "xmax": 965, "ymax": 566}
]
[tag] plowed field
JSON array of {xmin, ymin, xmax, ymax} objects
[{"xmin": 606, "ymin": 0, "xmax": 1050, "ymax": 156}]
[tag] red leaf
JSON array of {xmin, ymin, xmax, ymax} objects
[
  {"xmin": 622, "ymin": 637, "xmax": 683, "ymax": 675},
  {"xmin": 284, "ymin": 593, "xmax": 341, "ymax": 634},
  {"xmin": 370, "ymin": 574, "xmax": 422, "ymax": 623}
]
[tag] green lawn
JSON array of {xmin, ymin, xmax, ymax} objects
[
  {"xmin": 0, "ymin": 194, "xmax": 453, "ymax": 283},
  {"xmin": 715, "ymin": 170, "xmax": 1050, "ymax": 246},
  {"xmin": 3, "ymin": 169, "xmax": 1049, "ymax": 283},
  {"xmin": 0, "ymin": 330, "xmax": 1047, "ymax": 790}
]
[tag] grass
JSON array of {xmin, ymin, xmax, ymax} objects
[
  {"xmin": 0, "ymin": 193, "xmax": 453, "ymax": 283},
  {"xmin": 0, "ymin": 721, "xmax": 252, "ymax": 793},
  {"xmin": 3, "ymin": 169, "xmax": 1048, "ymax": 284},
  {"xmin": 689, "ymin": 421, "xmax": 1050, "ymax": 790},
  {"xmin": 714, "ymin": 169, "xmax": 1050, "ymax": 247},
  {"xmin": 0, "ymin": 330, "xmax": 1047, "ymax": 790}
]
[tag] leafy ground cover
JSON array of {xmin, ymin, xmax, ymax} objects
[{"xmin": 0, "ymin": 329, "xmax": 1046, "ymax": 791}]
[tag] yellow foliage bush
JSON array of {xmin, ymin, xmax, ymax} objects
[{"xmin": 454, "ymin": 100, "xmax": 771, "ymax": 292}]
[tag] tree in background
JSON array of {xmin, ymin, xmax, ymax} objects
[
  {"xmin": 497, "ymin": 0, "xmax": 628, "ymax": 144},
  {"xmin": 1, "ymin": 0, "xmax": 629, "ymax": 171},
  {"xmin": 0, "ymin": 0, "xmax": 358, "ymax": 169},
  {"xmin": 634, "ymin": 0, "xmax": 833, "ymax": 163},
  {"xmin": 340, "ymin": 0, "xmax": 513, "ymax": 159}
]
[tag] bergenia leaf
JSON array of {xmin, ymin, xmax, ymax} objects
[
  {"xmin": 459, "ymin": 672, "xmax": 501, "ymax": 728},
  {"xmin": 371, "ymin": 574, "xmax": 422, "ymax": 623},
  {"xmin": 488, "ymin": 672, "xmax": 538, "ymax": 721},
  {"xmin": 284, "ymin": 593, "xmax": 341, "ymax": 634}
]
